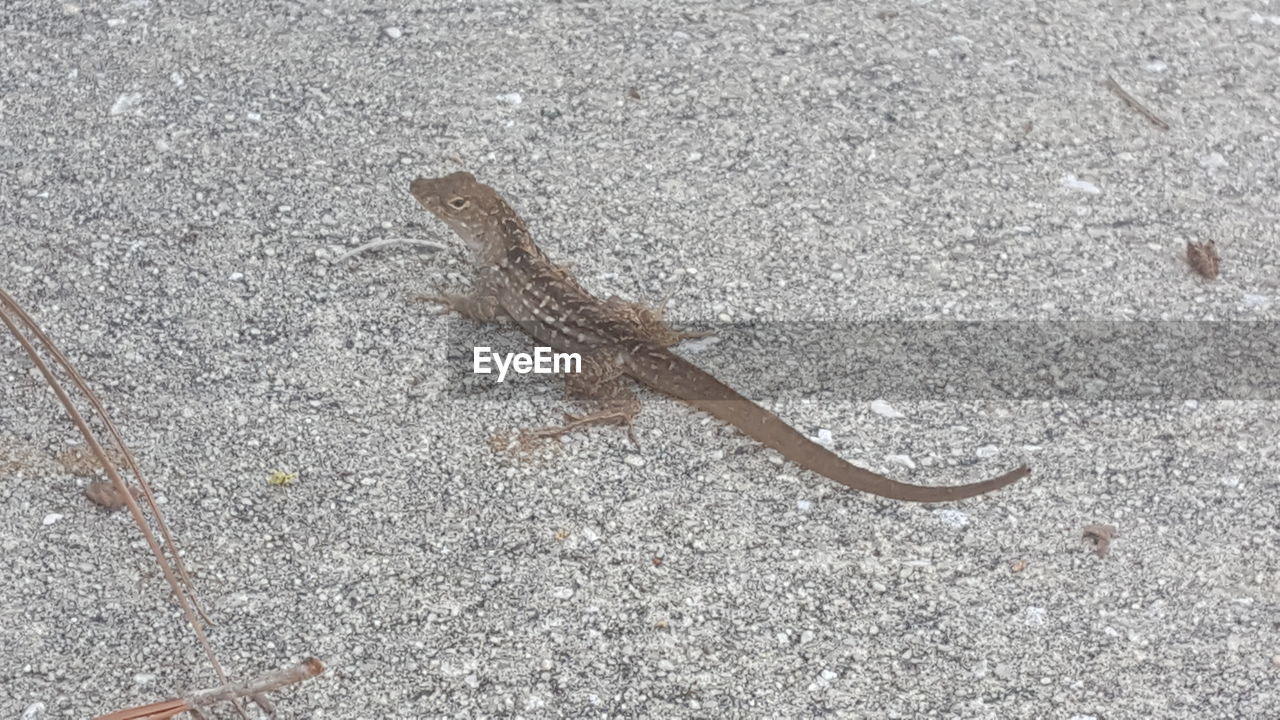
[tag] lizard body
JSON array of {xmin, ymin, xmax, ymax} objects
[{"xmin": 410, "ymin": 172, "xmax": 1029, "ymax": 502}]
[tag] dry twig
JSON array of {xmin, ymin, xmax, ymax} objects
[
  {"xmin": 1104, "ymin": 75, "xmax": 1170, "ymax": 131},
  {"xmin": 0, "ymin": 288, "xmax": 237, "ymax": 715},
  {"xmin": 94, "ymin": 658, "xmax": 327, "ymax": 720}
]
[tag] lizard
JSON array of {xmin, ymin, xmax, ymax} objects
[{"xmin": 409, "ymin": 171, "xmax": 1030, "ymax": 502}]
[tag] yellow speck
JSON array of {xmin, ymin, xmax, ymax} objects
[{"xmin": 267, "ymin": 470, "xmax": 297, "ymax": 487}]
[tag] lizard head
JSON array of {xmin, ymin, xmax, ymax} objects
[{"xmin": 410, "ymin": 171, "xmax": 501, "ymax": 254}]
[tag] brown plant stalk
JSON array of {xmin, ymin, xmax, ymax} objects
[{"xmin": 0, "ymin": 287, "xmax": 241, "ymax": 716}]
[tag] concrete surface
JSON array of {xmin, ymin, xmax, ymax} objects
[{"xmin": 2, "ymin": 1, "xmax": 1277, "ymax": 718}]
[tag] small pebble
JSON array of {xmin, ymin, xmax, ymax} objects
[
  {"xmin": 623, "ymin": 454, "xmax": 646, "ymax": 468},
  {"xmin": 109, "ymin": 92, "xmax": 143, "ymax": 116},
  {"xmin": 1198, "ymin": 153, "xmax": 1227, "ymax": 170},
  {"xmin": 1061, "ymin": 174, "xmax": 1101, "ymax": 194},
  {"xmin": 382, "ymin": 26, "xmax": 402, "ymax": 39},
  {"xmin": 886, "ymin": 454, "xmax": 915, "ymax": 469},
  {"xmin": 934, "ymin": 508, "xmax": 970, "ymax": 528},
  {"xmin": 870, "ymin": 399, "xmax": 904, "ymax": 418},
  {"xmin": 42, "ymin": 513, "xmax": 63, "ymax": 526}
]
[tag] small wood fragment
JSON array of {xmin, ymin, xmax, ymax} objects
[
  {"xmin": 626, "ymin": 87, "xmax": 641, "ymax": 100},
  {"xmin": 1186, "ymin": 240, "xmax": 1220, "ymax": 280},
  {"xmin": 1082, "ymin": 524, "xmax": 1118, "ymax": 558},
  {"xmin": 1010, "ymin": 558, "xmax": 1028, "ymax": 573},
  {"xmin": 85, "ymin": 480, "xmax": 144, "ymax": 510},
  {"xmin": 1104, "ymin": 76, "xmax": 1170, "ymax": 131}
]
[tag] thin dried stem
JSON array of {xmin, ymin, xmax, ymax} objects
[
  {"xmin": 0, "ymin": 288, "xmax": 237, "ymax": 712},
  {"xmin": 93, "ymin": 658, "xmax": 327, "ymax": 720},
  {"xmin": 1104, "ymin": 75, "xmax": 1170, "ymax": 131},
  {"xmin": 335, "ymin": 237, "xmax": 447, "ymax": 263}
]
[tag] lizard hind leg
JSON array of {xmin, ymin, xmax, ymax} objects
[{"xmin": 517, "ymin": 353, "xmax": 643, "ymax": 447}]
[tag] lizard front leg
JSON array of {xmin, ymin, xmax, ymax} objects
[{"xmin": 414, "ymin": 277, "xmax": 506, "ymax": 323}]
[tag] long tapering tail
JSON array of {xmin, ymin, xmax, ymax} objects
[{"xmin": 624, "ymin": 347, "xmax": 1029, "ymax": 502}]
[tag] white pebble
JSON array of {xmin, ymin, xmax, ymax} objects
[
  {"xmin": 1061, "ymin": 174, "xmax": 1101, "ymax": 194},
  {"xmin": 810, "ymin": 428, "xmax": 834, "ymax": 448},
  {"xmin": 1024, "ymin": 606, "xmax": 1047, "ymax": 625},
  {"xmin": 42, "ymin": 513, "xmax": 63, "ymax": 526},
  {"xmin": 1242, "ymin": 293, "xmax": 1270, "ymax": 309},
  {"xmin": 796, "ymin": 499, "xmax": 812, "ymax": 512},
  {"xmin": 623, "ymin": 454, "xmax": 646, "ymax": 468},
  {"xmin": 109, "ymin": 92, "xmax": 143, "ymax": 116},
  {"xmin": 800, "ymin": 630, "xmax": 815, "ymax": 644},
  {"xmin": 382, "ymin": 26, "xmax": 402, "ymax": 39},
  {"xmin": 1199, "ymin": 153, "xmax": 1227, "ymax": 170},
  {"xmin": 551, "ymin": 586, "xmax": 573, "ymax": 599},
  {"xmin": 1144, "ymin": 60, "xmax": 1168, "ymax": 72},
  {"xmin": 496, "ymin": 92, "xmax": 523, "ymax": 105},
  {"xmin": 886, "ymin": 454, "xmax": 915, "ymax": 469},
  {"xmin": 975, "ymin": 444, "xmax": 1000, "ymax": 458},
  {"xmin": 869, "ymin": 399, "xmax": 904, "ymax": 418},
  {"xmin": 934, "ymin": 508, "xmax": 970, "ymax": 528},
  {"xmin": 21, "ymin": 703, "xmax": 45, "ymax": 720}
]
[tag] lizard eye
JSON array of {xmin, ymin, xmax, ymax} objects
[{"xmin": 448, "ymin": 197, "xmax": 469, "ymax": 210}]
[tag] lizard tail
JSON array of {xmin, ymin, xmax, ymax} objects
[{"xmin": 623, "ymin": 348, "xmax": 1029, "ymax": 502}]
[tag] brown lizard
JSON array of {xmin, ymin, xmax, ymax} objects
[{"xmin": 409, "ymin": 171, "xmax": 1030, "ymax": 502}]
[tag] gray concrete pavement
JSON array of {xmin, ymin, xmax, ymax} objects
[{"xmin": 2, "ymin": 1, "xmax": 1277, "ymax": 718}]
